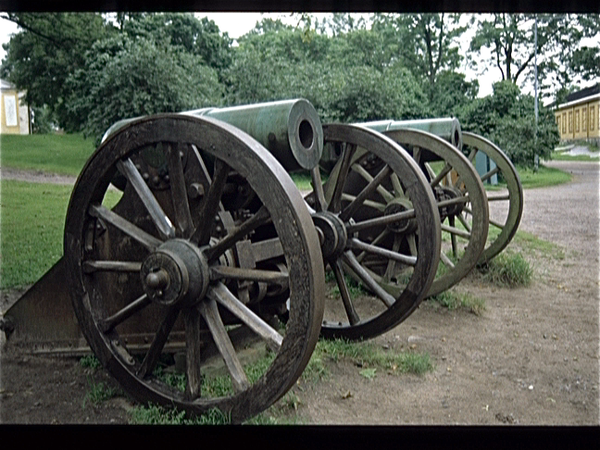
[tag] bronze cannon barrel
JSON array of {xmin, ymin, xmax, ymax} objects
[
  {"xmin": 358, "ymin": 117, "xmax": 462, "ymax": 151},
  {"xmin": 102, "ymin": 98, "xmax": 324, "ymax": 172}
]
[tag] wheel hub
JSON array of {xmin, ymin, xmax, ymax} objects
[
  {"xmin": 436, "ymin": 185, "xmax": 464, "ymax": 218},
  {"xmin": 312, "ymin": 211, "xmax": 348, "ymax": 259},
  {"xmin": 140, "ymin": 239, "xmax": 209, "ymax": 307},
  {"xmin": 384, "ymin": 198, "xmax": 417, "ymax": 233}
]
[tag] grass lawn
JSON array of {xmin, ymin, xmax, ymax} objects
[{"xmin": 1, "ymin": 133, "xmax": 95, "ymax": 176}]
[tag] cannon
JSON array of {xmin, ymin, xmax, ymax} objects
[
  {"xmin": 2, "ymin": 98, "xmax": 447, "ymax": 422},
  {"xmin": 339, "ymin": 118, "xmax": 523, "ymax": 296}
]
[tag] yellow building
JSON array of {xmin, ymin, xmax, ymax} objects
[
  {"xmin": 1, "ymin": 79, "xmax": 31, "ymax": 135},
  {"xmin": 554, "ymin": 83, "xmax": 600, "ymax": 145}
]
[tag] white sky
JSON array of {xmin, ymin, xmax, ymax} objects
[{"xmin": 1, "ymin": 12, "xmax": 578, "ymax": 101}]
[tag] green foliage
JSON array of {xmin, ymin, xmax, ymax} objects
[
  {"xmin": 478, "ymin": 252, "xmax": 533, "ymax": 287},
  {"xmin": 459, "ymin": 81, "xmax": 560, "ymax": 167},
  {"xmin": 0, "ymin": 13, "xmax": 114, "ymax": 131},
  {"xmin": 67, "ymin": 35, "xmax": 224, "ymax": 144}
]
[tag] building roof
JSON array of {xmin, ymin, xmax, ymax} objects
[
  {"xmin": 1, "ymin": 79, "xmax": 16, "ymax": 90},
  {"xmin": 565, "ymin": 83, "xmax": 600, "ymax": 103},
  {"xmin": 553, "ymin": 82, "xmax": 600, "ymax": 110}
]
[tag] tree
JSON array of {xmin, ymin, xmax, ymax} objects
[
  {"xmin": 0, "ymin": 13, "xmax": 114, "ymax": 131},
  {"xmin": 457, "ymin": 80, "xmax": 559, "ymax": 167},
  {"xmin": 372, "ymin": 13, "xmax": 466, "ymax": 102},
  {"xmin": 117, "ymin": 13, "xmax": 234, "ymax": 73},
  {"xmin": 469, "ymin": 14, "xmax": 600, "ymax": 103},
  {"xmin": 66, "ymin": 35, "xmax": 224, "ymax": 144}
]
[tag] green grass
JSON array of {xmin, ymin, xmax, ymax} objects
[
  {"xmin": 511, "ymin": 230, "xmax": 565, "ymax": 259},
  {"xmin": 129, "ymin": 404, "xmax": 231, "ymax": 425},
  {"xmin": 550, "ymin": 152, "xmax": 600, "ymax": 161},
  {"xmin": 1, "ymin": 133, "xmax": 95, "ymax": 176},
  {"xmin": 427, "ymin": 289, "xmax": 486, "ymax": 316},
  {"xmin": 0, "ymin": 180, "xmax": 122, "ymax": 289},
  {"xmin": 83, "ymin": 378, "xmax": 118, "ymax": 407},
  {"xmin": 0, "ymin": 180, "xmax": 71, "ymax": 289},
  {"xmin": 477, "ymin": 251, "xmax": 533, "ymax": 288},
  {"xmin": 517, "ymin": 165, "xmax": 572, "ymax": 189},
  {"xmin": 79, "ymin": 355, "xmax": 102, "ymax": 369},
  {"xmin": 315, "ymin": 337, "xmax": 434, "ymax": 376}
]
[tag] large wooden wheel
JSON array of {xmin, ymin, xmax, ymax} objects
[
  {"xmin": 63, "ymin": 114, "xmax": 325, "ymax": 423},
  {"xmin": 308, "ymin": 124, "xmax": 441, "ymax": 340},
  {"xmin": 382, "ymin": 129, "xmax": 489, "ymax": 297},
  {"xmin": 462, "ymin": 132, "xmax": 524, "ymax": 264}
]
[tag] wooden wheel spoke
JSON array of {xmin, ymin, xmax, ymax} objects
[
  {"xmin": 204, "ymin": 206, "xmax": 271, "ymax": 263},
  {"xmin": 331, "ymin": 259, "xmax": 360, "ymax": 326},
  {"xmin": 191, "ymin": 158, "xmax": 229, "ymax": 246},
  {"xmin": 424, "ymin": 162, "xmax": 437, "ymax": 181},
  {"xmin": 480, "ymin": 165, "xmax": 500, "ymax": 183},
  {"xmin": 346, "ymin": 209, "xmax": 416, "ymax": 234},
  {"xmin": 210, "ymin": 266, "xmax": 289, "ymax": 286},
  {"xmin": 351, "ymin": 163, "xmax": 395, "ymax": 203},
  {"xmin": 487, "ymin": 193, "xmax": 511, "ymax": 202},
  {"xmin": 407, "ymin": 234, "xmax": 418, "ymax": 256},
  {"xmin": 340, "ymin": 164, "xmax": 392, "ymax": 221},
  {"xmin": 329, "ymin": 143, "xmax": 357, "ymax": 213},
  {"xmin": 184, "ymin": 306, "xmax": 203, "ymax": 400},
  {"xmin": 98, "ymin": 294, "xmax": 151, "ymax": 333},
  {"xmin": 440, "ymin": 251, "xmax": 455, "ymax": 269},
  {"xmin": 391, "ymin": 173, "xmax": 405, "ymax": 197},
  {"xmin": 356, "ymin": 228, "xmax": 390, "ymax": 263},
  {"xmin": 166, "ymin": 143, "xmax": 194, "ymax": 238},
  {"xmin": 412, "ymin": 146, "xmax": 422, "ymax": 164},
  {"xmin": 437, "ymin": 195, "xmax": 469, "ymax": 211},
  {"xmin": 199, "ymin": 298, "xmax": 250, "ymax": 393},
  {"xmin": 383, "ymin": 234, "xmax": 403, "ymax": 281},
  {"xmin": 117, "ymin": 158, "xmax": 175, "ymax": 240},
  {"xmin": 489, "ymin": 218, "xmax": 506, "ymax": 229},
  {"xmin": 467, "ymin": 148, "xmax": 478, "ymax": 163},
  {"xmin": 89, "ymin": 204, "xmax": 162, "ymax": 250},
  {"xmin": 449, "ymin": 216, "xmax": 458, "ymax": 256},
  {"xmin": 342, "ymin": 251, "xmax": 395, "ymax": 308},
  {"xmin": 457, "ymin": 213, "xmax": 472, "ymax": 234},
  {"xmin": 440, "ymin": 222, "xmax": 471, "ymax": 240},
  {"xmin": 341, "ymin": 193, "xmax": 386, "ymax": 212},
  {"xmin": 310, "ymin": 167, "xmax": 328, "ymax": 212},
  {"xmin": 349, "ymin": 237, "xmax": 417, "ymax": 266},
  {"xmin": 429, "ymin": 162, "xmax": 453, "ymax": 188},
  {"xmin": 82, "ymin": 260, "xmax": 142, "ymax": 273},
  {"xmin": 137, "ymin": 307, "xmax": 180, "ymax": 379},
  {"xmin": 208, "ymin": 282, "xmax": 283, "ymax": 353}
]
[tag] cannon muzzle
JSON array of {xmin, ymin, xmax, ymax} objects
[{"xmin": 102, "ymin": 99, "xmax": 323, "ymax": 172}]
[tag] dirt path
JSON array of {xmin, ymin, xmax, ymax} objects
[{"xmin": 1, "ymin": 161, "xmax": 598, "ymax": 425}]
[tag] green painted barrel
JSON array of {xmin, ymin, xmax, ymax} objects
[
  {"xmin": 102, "ymin": 99, "xmax": 324, "ymax": 171},
  {"xmin": 358, "ymin": 118, "xmax": 462, "ymax": 150}
]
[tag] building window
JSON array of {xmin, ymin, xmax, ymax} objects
[
  {"xmin": 575, "ymin": 110, "xmax": 580, "ymax": 133},
  {"xmin": 568, "ymin": 111, "xmax": 573, "ymax": 133},
  {"xmin": 591, "ymin": 106, "xmax": 596, "ymax": 131},
  {"xmin": 556, "ymin": 115, "xmax": 561, "ymax": 135},
  {"xmin": 582, "ymin": 106, "xmax": 587, "ymax": 132},
  {"xmin": 563, "ymin": 112, "xmax": 567, "ymax": 133}
]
